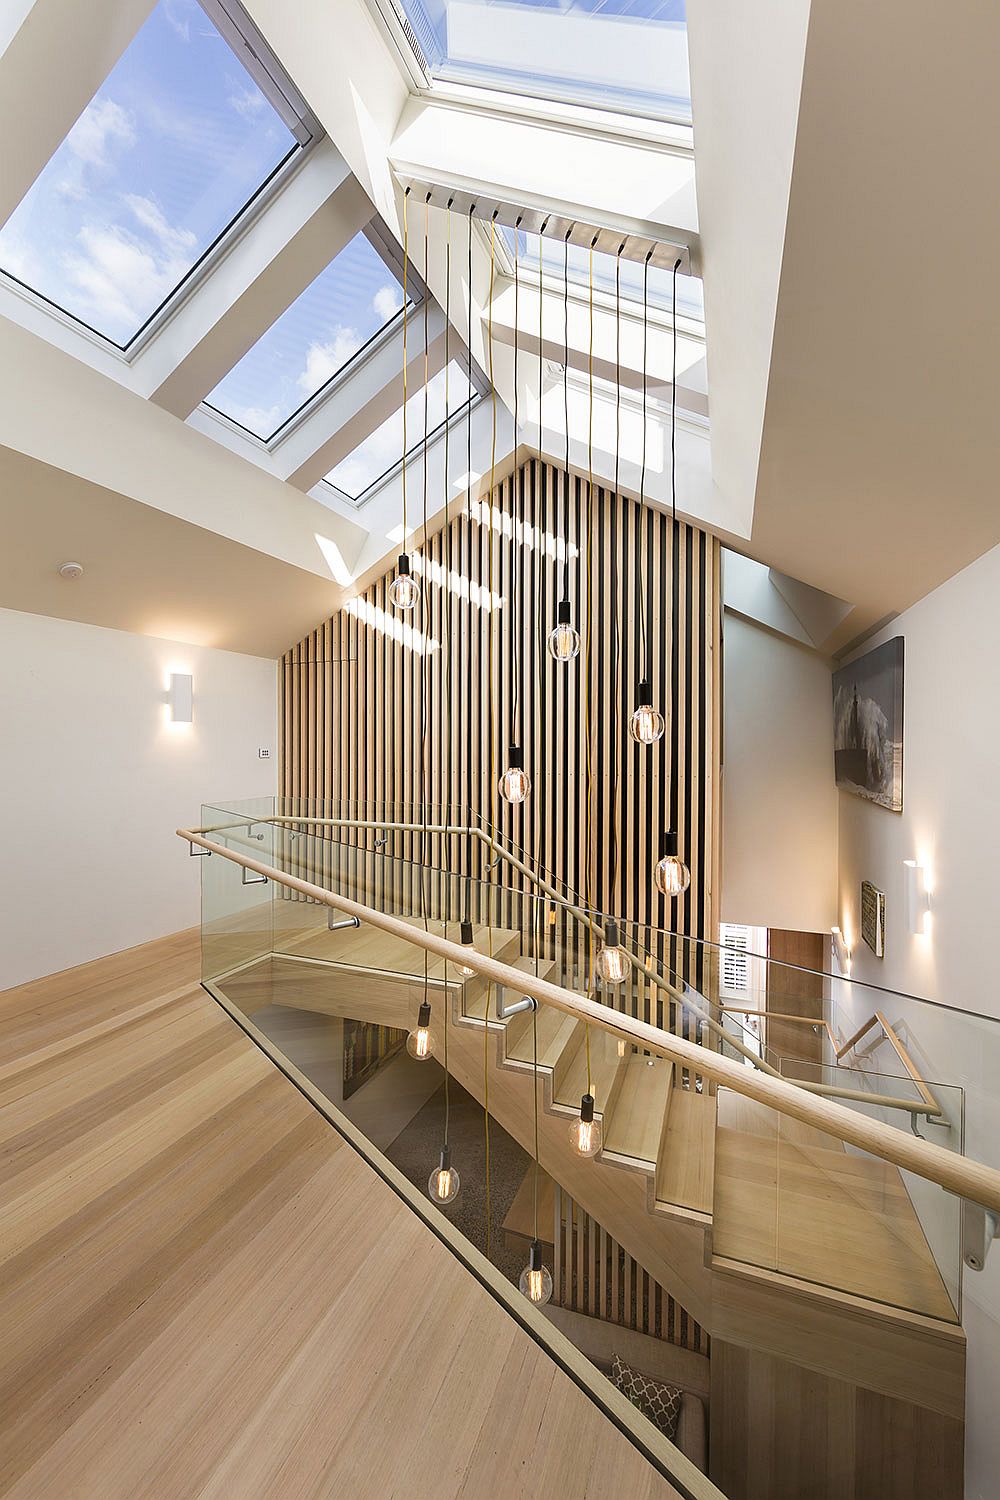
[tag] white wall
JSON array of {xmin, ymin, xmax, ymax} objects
[
  {"xmin": 0, "ymin": 607, "xmax": 277, "ymax": 989},
  {"xmin": 722, "ymin": 601, "xmax": 838, "ymax": 934},
  {"xmin": 834, "ymin": 542, "xmax": 1000, "ymax": 1499}
]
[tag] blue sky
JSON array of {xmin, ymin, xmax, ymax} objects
[
  {"xmin": 0, "ymin": 0, "xmax": 295, "ymax": 346},
  {"xmin": 206, "ymin": 233, "xmax": 404, "ymax": 441}
]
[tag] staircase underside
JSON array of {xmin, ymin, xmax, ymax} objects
[{"xmin": 0, "ymin": 931, "xmax": 687, "ymax": 1500}]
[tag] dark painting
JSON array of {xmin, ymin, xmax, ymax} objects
[{"xmin": 832, "ymin": 637, "xmax": 904, "ymax": 812}]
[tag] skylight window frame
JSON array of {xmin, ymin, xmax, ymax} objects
[
  {"xmin": 199, "ymin": 218, "xmax": 424, "ymax": 450},
  {"xmin": 0, "ymin": 0, "xmax": 324, "ymax": 363},
  {"xmin": 364, "ymin": 0, "xmax": 695, "ymax": 134},
  {"xmin": 322, "ymin": 353, "xmax": 488, "ymax": 508}
]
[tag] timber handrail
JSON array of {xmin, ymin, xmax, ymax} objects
[
  {"xmin": 719, "ymin": 1006, "xmax": 943, "ymax": 1117},
  {"xmin": 179, "ymin": 826, "xmax": 1000, "ymax": 1215},
  {"xmin": 229, "ymin": 811, "xmax": 784, "ymax": 1083}
]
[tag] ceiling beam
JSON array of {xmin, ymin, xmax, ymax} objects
[
  {"xmin": 137, "ymin": 146, "xmax": 372, "ymax": 418},
  {"xmin": 0, "ymin": 314, "xmax": 367, "ymax": 585}
]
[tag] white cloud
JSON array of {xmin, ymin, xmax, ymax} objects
[
  {"xmin": 163, "ymin": 0, "xmax": 192, "ymax": 41},
  {"xmin": 298, "ymin": 328, "xmax": 363, "ymax": 392},
  {"xmin": 65, "ymin": 97, "xmax": 135, "ymax": 168},
  {"xmin": 228, "ymin": 82, "xmax": 268, "ymax": 119},
  {"xmin": 124, "ymin": 195, "xmax": 197, "ymax": 256},
  {"xmin": 63, "ymin": 223, "xmax": 190, "ymax": 339},
  {"xmin": 228, "ymin": 403, "xmax": 285, "ymax": 436},
  {"xmin": 373, "ymin": 284, "xmax": 403, "ymax": 321}
]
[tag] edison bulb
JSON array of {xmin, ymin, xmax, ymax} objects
[
  {"xmin": 571, "ymin": 1094, "xmax": 602, "ymax": 1157},
  {"xmin": 519, "ymin": 1240, "xmax": 553, "ymax": 1305},
  {"xmin": 499, "ymin": 746, "xmax": 530, "ymax": 805},
  {"xmin": 388, "ymin": 554, "xmax": 420, "ymax": 612},
  {"xmin": 595, "ymin": 920, "xmax": 628, "ymax": 984},
  {"xmin": 630, "ymin": 702, "xmax": 665, "ymax": 746},
  {"xmin": 428, "ymin": 1147, "xmax": 460, "ymax": 1204},
  {"xmin": 407, "ymin": 1000, "xmax": 434, "ymax": 1060},
  {"xmin": 629, "ymin": 680, "xmax": 665, "ymax": 745},
  {"xmin": 547, "ymin": 620, "xmax": 581, "ymax": 662},
  {"xmin": 654, "ymin": 835, "xmax": 691, "ymax": 898}
]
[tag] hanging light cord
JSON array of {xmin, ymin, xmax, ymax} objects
[
  {"xmin": 561, "ymin": 230, "xmax": 572, "ymax": 601},
  {"xmin": 610, "ymin": 243, "xmax": 626, "ymax": 998},
  {"xmin": 401, "ymin": 188, "xmax": 410, "ymax": 547},
  {"xmin": 463, "ymin": 202, "xmax": 475, "ymax": 928},
  {"xmin": 637, "ymin": 249, "xmax": 653, "ymax": 684},
  {"xmin": 442, "ymin": 199, "xmax": 454, "ymax": 1148},
  {"xmin": 484, "ymin": 209, "xmax": 500, "ymax": 1260},
  {"xmin": 419, "ymin": 195, "xmax": 431, "ymax": 1007},
  {"xmin": 510, "ymin": 219, "xmax": 522, "ymax": 749},
  {"xmin": 583, "ymin": 239, "xmax": 598, "ymax": 1093},
  {"xmin": 670, "ymin": 258, "xmax": 681, "ymax": 843}
]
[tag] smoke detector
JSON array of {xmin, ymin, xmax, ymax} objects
[{"xmin": 58, "ymin": 561, "xmax": 84, "ymax": 580}]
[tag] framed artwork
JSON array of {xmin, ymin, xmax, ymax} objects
[
  {"xmin": 832, "ymin": 637, "xmax": 904, "ymax": 812},
  {"xmin": 860, "ymin": 880, "xmax": 886, "ymax": 958}
]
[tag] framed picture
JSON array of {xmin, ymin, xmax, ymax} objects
[
  {"xmin": 832, "ymin": 636, "xmax": 904, "ymax": 812},
  {"xmin": 860, "ymin": 880, "xmax": 886, "ymax": 958}
]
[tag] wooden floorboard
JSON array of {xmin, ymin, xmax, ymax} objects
[{"xmin": 0, "ymin": 932, "xmax": 682, "ymax": 1499}]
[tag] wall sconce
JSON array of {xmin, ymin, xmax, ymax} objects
[
  {"xmin": 831, "ymin": 925, "xmax": 852, "ymax": 976},
  {"xmin": 168, "ymin": 673, "xmax": 193, "ymax": 723},
  {"xmin": 904, "ymin": 860, "xmax": 931, "ymax": 935}
]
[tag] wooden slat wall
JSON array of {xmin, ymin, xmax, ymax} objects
[
  {"xmin": 552, "ymin": 1182, "xmax": 709, "ymax": 1355},
  {"xmin": 280, "ymin": 457, "xmax": 722, "ymax": 1019}
]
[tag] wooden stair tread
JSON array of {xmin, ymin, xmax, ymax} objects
[
  {"xmin": 502, "ymin": 1165, "xmax": 556, "ymax": 1250},
  {"xmin": 712, "ymin": 1095, "xmax": 957, "ymax": 1321},
  {"xmin": 552, "ymin": 1023, "xmax": 627, "ymax": 1115},
  {"xmin": 655, "ymin": 1087, "xmax": 716, "ymax": 1216},
  {"xmin": 603, "ymin": 1054, "xmax": 673, "ymax": 1167},
  {"xmin": 502, "ymin": 961, "xmax": 575, "ymax": 1066},
  {"xmin": 459, "ymin": 929, "xmax": 526, "ymax": 1017}
]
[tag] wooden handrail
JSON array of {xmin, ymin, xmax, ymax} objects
[
  {"xmin": 253, "ymin": 812, "xmax": 785, "ymax": 1082},
  {"xmin": 179, "ymin": 827, "xmax": 1000, "ymax": 1216},
  {"xmin": 836, "ymin": 1009, "xmax": 943, "ymax": 1117},
  {"xmin": 718, "ymin": 1007, "xmax": 942, "ymax": 1116}
]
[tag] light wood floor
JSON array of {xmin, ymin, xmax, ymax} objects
[{"xmin": 0, "ymin": 931, "xmax": 684, "ymax": 1499}]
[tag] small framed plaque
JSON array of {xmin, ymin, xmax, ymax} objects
[{"xmin": 861, "ymin": 880, "xmax": 885, "ymax": 958}]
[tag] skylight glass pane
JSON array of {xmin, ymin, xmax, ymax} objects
[
  {"xmin": 401, "ymin": 0, "xmax": 690, "ymax": 121},
  {"xmin": 326, "ymin": 361, "xmax": 473, "ymax": 499},
  {"xmin": 504, "ymin": 229, "xmax": 704, "ymax": 321},
  {"xmin": 205, "ymin": 234, "xmax": 406, "ymax": 441},
  {"xmin": 0, "ymin": 0, "xmax": 298, "ymax": 347}
]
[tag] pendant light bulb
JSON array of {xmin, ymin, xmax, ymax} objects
[
  {"xmin": 595, "ymin": 919, "xmax": 629, "ymax": 985},
  {"xmin": 654, "ymin": 831, "xmax": 691, "ymax": 899},
  {"xmin": 498, "ymin": 744, "xmax": 530, "ymax": 805},
  {"xmin": 456, "ymin": 918, "xmax": 476, "ymax": 978},
  {"xmin": 519, "ymin": 1239, "xmax": 553, "ymax": 1305},
  {"xmin": 547, "ymin": 598, "xmax": 581, "ymax": 663},
  {"xmin": 570, "ymin": 1093, "xmax": 602, "ymax": 1157},
  {"xmin": 428, "ymin": 1145, "xmax": 460, "ymax": 1204},
  {"xmin": 406, "ymin": 1000, "xmax": 434, "ymax": 1060},
  {"xmin": 388, "ymin": 553, "xmax": 420, "ymax": 612},
  {"xmin": 629, "ymin": 679, "xmax": 665, "ymax": 746}
]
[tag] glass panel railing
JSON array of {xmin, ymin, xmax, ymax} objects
[
  {"xmin": 189, "ymin": 797, "xmax": 1000, "ymax": 1316},
  {"xmin": 199, "ymin": 800, "xmax": 276, "ymax": 981}
]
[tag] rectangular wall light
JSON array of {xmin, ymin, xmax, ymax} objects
[
  {"xmin": 169, "ymin": 673, "xmax": 193, "ymax": 723},
  {"xmin": 903, "ymin": 859, "xmax": 931, "ymax": 935}
]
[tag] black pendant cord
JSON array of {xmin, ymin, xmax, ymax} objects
[
  {"xmin": 442, "ymin": 198, "xmax": 454, "ymax": 1150},
  {"xmin": 463, "ymin": 201, "xmax": 475, "ymax": 922},
  {"xmin": 637, "ymin": 248, "xmax": 653, "ymax": 687},
  {"xmin": 419, "ymin": 194, "xmax": 432, "ymax": 1002},
  {"xmin": 510, "ymin": 218, "xmax": 522, "ymax": 751},
  {"xmin": 610, "ymin": 241, "xmax": 626, "ymax": 922},
  {"xmin": 562, "ymin": 228, "xmax": 572, "ymax": 602},
  {"xmin": 670, "ymin": 257, "xmax": 681, "ymax": 839}
]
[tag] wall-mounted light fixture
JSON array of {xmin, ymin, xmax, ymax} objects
[
  {"xmin": 831, "ymin": 925, "xmax": 852, "ymax": 976},
  {"xmin": 904, "ymin": 859, "xmax": 932, "ymax": 936},
  {"xmin": 168, "ymin": 673, "xmax": 193, "ymax": 723}
]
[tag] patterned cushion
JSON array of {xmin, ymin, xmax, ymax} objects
[{"xmin": 610, "ymin": 1353, "xmax": 683, "ymax": 1442}]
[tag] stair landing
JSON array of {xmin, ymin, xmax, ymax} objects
[{"xmin": 712, "ymin": 1093, "xmax": 957, "ymax": 1321}]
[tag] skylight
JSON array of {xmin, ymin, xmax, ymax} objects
[
  {"xmin": 397, "ymin": 0, "xmax": 690, "ymax": 122},
  {"xmin": 204, "ymin": 232, "xmax": 407, "ymax": 441},
  {"xmin": 325, "ymin": 361, "xmax": 474, "ymax": 501},
  {"xmin": 0, "ymin": 0, "xmax": 303, "ymax": 349},
  {"xmin": 503, "ymin": 229, "xmax": 704, "ymax": 322}
]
